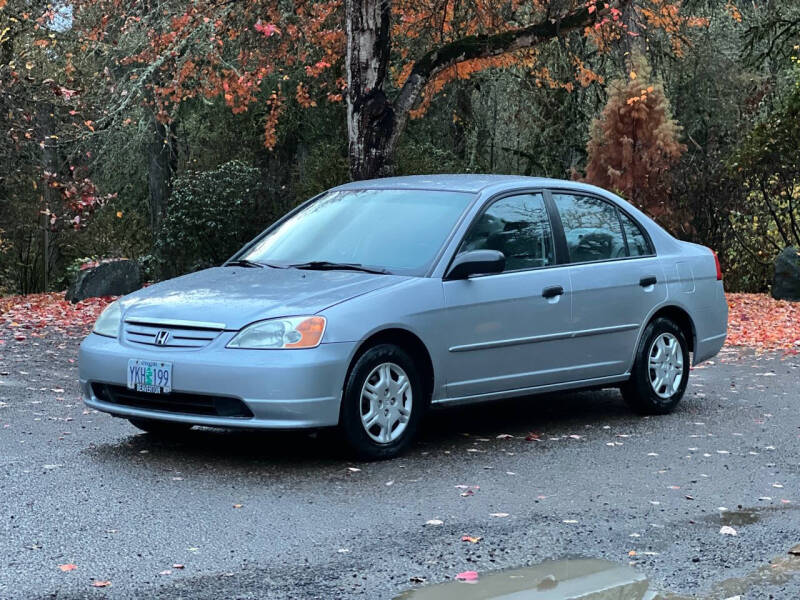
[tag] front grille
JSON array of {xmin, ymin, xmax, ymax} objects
[
  {"xmin": 123, "ymin": 319, "xmax": 222, "ymax": 349},
  {"xmin": 92, "ymin": 383, "xmax": 254, "ymax": 418}
]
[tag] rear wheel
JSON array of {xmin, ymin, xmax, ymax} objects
[
  {"xmin": 128, "ymin": 417, "xmax": 194, "ymax": 436},
  {"xmin": 339, "ymin": 344, "xmax": 427, "ymax": 460},
  {"xmin": 621, "ymin": 317, "xmax": 690, "ymax": 415}
]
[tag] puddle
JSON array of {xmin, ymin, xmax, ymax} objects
[
  {"xmin": 396, "ymin": 558, "xmax": 663, "ymax": 599},
  {"xmin": 396, "ymin": 551, "xmax": 800, "ymax": 600},
  {"xmin": 705, "ymin": 553, "xmax": 800, "ymax": 600},
  {"xmin": 719, "ymin": 509, "xmax": 760, "ymax": 527},
  {"xmin": 702, "ymin": 503, "xmax": 799, "ymax": 528}
]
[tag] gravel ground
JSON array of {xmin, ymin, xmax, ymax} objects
[{"xmin": 0, "ymin": 334, "xmax": 798, "ymax": 599}]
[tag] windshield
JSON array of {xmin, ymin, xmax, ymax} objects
[{"xmin": 241, "ymin": 188, "xmax": 475, "ymax": 275}]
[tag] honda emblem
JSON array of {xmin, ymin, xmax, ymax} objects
[{"xmin": 154, "ymin": 330, "xmax": 171, "ymax": 346}]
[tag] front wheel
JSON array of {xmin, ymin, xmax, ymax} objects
[
  {"xmin": 339, "ymin": 344, "xmax": 427, "ymax": 460},
  {"xmin": 128, "ymin": 417, "xmax": 194, "ymax": 436},
  {"xmin": 621, "ymin": 317, "xmax": 690, "ymax": 415}
]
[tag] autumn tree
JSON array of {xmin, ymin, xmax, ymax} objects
[
  {"xmin": 583, "ymin": 56, "xmax": 686, "ymax": 230},
  {"xmin": 71, "ymin": 0, "xmax": 707, "ymax": 181},
  {"xmin": 0, "ymin": 0, "xmax": 112, "ymax": 292}
]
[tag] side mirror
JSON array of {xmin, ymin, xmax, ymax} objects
[{"xmin": 445, "ymin": 250, "xmax": 505, "ymax": 280}]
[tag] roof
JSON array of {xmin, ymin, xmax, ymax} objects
[{"xmin": 332, "ymin": 174, "xmax": 606, "ymax": 196}]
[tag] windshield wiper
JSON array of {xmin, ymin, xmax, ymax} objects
[
  {"xmin": 225, "ymin": 259, "xmax": 287, "ymax": 269},
  {"xmin": 288, "ymin": 261, "xmax": 389, "ymax": 275}
]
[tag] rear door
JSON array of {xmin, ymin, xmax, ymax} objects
[
  {"xmin": 549, "ymin": 191, "xmax": 667, "ymax": 380},
  {"xmin": 441, "ymin": 192, "xmax": 574, "ymax": 400}
]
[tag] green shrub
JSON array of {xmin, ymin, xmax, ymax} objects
[
  {"xmin": 155, "ymin": 160, "xmax": 286, "ymax": 277},
  {"xmin": 395, "ymin": 140, "xmax": 470, "ymax": 176},
  {"xmin": 292, "ymin": 141, "xmax": 350, "ymax": 203}
]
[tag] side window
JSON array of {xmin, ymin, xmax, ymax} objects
[
  {"xmin": 552, "ymin": 193, "xmax": 626, "ymax": 263},
  {"xmin": 460, "ymin": 193, "xmax": 555, "ymax": 272},
  {"xmin": 619, "ymin": 212, "xmax": 652, "ymax": 257}
]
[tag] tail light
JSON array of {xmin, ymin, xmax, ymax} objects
[{"xmin": 713, "ymin": 251, "xmax": 722, "ymax": 281}]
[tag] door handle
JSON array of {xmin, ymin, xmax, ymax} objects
[
  {"xmin": 639, "ymin": 276, "xmax": 657, "ymax": 287},
  {"xmin": 542, "ymin": 285, "xmax": 565, "ymax": 298}
]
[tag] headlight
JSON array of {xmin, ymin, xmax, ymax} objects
[
  {"xmin": 92, "ymin": 301, "xmax": 122, "ymax": 338},
  {"xmin": 227, "ymin": 316, "xmax": 326, "ymax": 349}
]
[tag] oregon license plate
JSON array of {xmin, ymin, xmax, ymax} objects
[{"xmin": 127, "ymin": 359, "xmax": 172, "ymax": 394}]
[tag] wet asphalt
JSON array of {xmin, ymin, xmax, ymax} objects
[{"xmin": 0, "ymin": 334, "xmax": 799, "ymax": 599}]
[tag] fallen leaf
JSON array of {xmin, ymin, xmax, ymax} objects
[
  {"xmin": 461, "ymin": 535, "xmax": 482, "ymax": 543},
  {"xmin": 92, "ymin": 580, "xmax": 111, "ymax": 588},
  {"xmin": 726, "ymin": 294, "xmax": 800, "ymax": 352},
  {"xmin": 58, "ymin": 564, "xmax": 77, "ymax": 572}
]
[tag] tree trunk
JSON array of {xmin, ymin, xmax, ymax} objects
[
  {"xmin": 344, "ymin": 0, "xmax": 616, "ymax": 181},
  {"xmin": 451, "ymin": 82, "xmax": 473, "ymax": 160},
  {"xmin": 345, "ymin": 0, "xmax": 394, "ymax": 180},
  {"xmin": 148, "ymin": 117, "xmax": 178, "ymax": 276},
  {"xmin": 37, "ymin": 102, "xmax": 59, "ymax": 292}
]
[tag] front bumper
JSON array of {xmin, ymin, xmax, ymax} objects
[{"xmin": 79, "ymin": 333, "xmax": 356, "ymax": 429}]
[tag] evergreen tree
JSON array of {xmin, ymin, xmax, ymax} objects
[{"xmin": 584, "ymin": 56, "xmax": 686, "ymax": 231}]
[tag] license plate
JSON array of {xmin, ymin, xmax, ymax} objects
[{"xmin": 127, "ymin": 359, "xmax": 172, "ymax": 394}]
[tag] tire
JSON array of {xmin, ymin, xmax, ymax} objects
[
  {"xmin": 621, "ymin": 317, "xmax": 690, "ymax": 415},
  {"xmin": 128, "ymin": 417, "xmax": 194, "ymax": 436},
  {"xmin": 339, "ymin": 344, "xmax": 427, "ymax": 460}
]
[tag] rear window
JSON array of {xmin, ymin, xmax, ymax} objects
[
  {"xmin": 552, "ymin": 193, "xmax": 627, "ymax": 262},
  {"xmin": 619, "ymin": 211, "xmax": 653, "ymax": 256}
]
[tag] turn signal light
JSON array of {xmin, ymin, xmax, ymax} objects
[{"xmin": 285, "ymin": 316, "xmax": 327, "ymax": 348}]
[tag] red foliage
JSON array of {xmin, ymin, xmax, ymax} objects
[
  {"xmin": 0, "ymin": 293, "xmax": 115, "ymax": 344},
  {"xmin": 71, "ymin": 0, "xmax": 701, "ymax": 148},
  {"xmin": 726, "ymin": 293, "xmax": 800, "ymax": 354},
  {"xmin": 582, "ymin": 56, "xmax": 687, "ymax": 233},
  {"xmin": 1, "ymin": 292, "xmax": 797, "ymax": 356}
]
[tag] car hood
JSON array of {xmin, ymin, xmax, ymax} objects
[{"xmin": 119, "ymin": 266, "xmax": 409, "ymax": 330}]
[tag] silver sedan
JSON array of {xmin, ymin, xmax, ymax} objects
[{"xmin": 80, "ymin": 175, "xmax": 728, "ymax": 459}]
